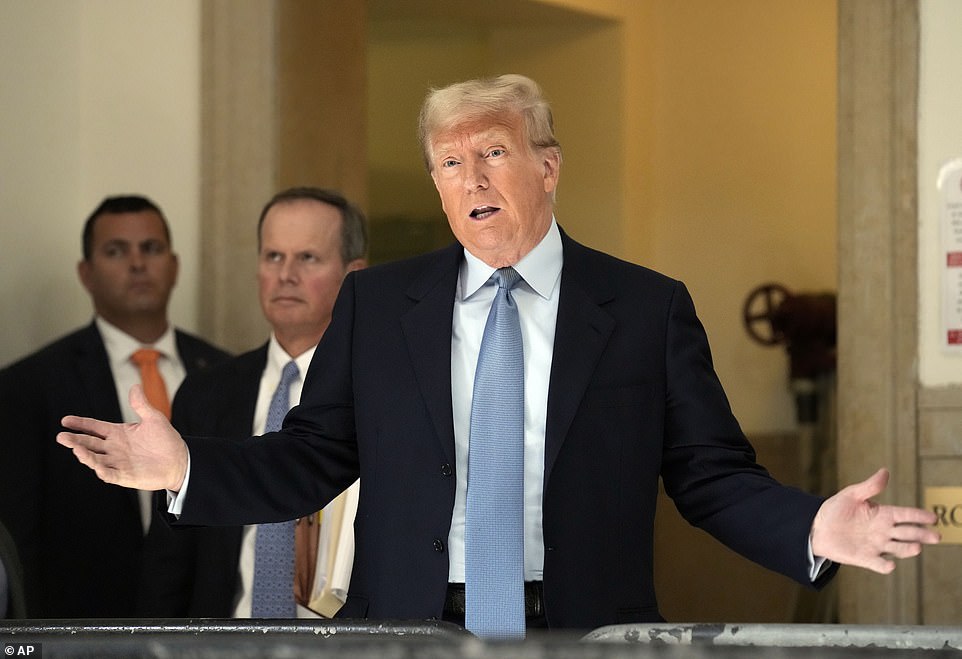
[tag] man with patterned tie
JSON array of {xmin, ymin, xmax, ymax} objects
[
  {"xmin": 0, "ymin": 195, "xmax": 230, "ymax": 618},
  {"xmin": 137, "ymin": 187, "xmax": 367, "ymax": 619},
  {"xmin": 59, "ymin": 76, "xmax": 940, "ymax": 637}
]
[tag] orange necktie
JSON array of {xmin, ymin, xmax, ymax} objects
[{"xmin": 130, "ymin": 348, "xmax": 171, "ymax": 418}]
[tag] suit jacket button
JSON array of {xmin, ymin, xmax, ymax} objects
[
  {"xmin": 440, "ymin": 463, "xmax": 453, "ymax": 477},
  {"xmin": 433, "ymin": 539, "xmax": 445, "ymax": 552}
]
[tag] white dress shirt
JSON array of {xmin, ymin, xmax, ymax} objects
[
  {"xmin": 447, "ymin": 219, "xmax": 563, "ymax": 583},
  {"xmin": 96, "ymin": 316, "xmax": 184, "ymax": 533}
]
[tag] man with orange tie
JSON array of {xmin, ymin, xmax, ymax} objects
[{"xmin": 0, "ymin": 195, "xmax": 229, "ymax": 618}]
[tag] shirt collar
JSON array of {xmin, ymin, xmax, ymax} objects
[
  {"xmin": 460, "ymin": 218, "xmax": 563, "ymax": 300},
  {"xmin": 267, "ymin": 333, "xmax": 317, "ymax": 375},
  {"xmin": 95, "ymin": 316, "xmax": 177, "ymax": 366}
]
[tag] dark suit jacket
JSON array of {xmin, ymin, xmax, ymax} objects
[
  {"xmin": 0, "ymin": 517, "xmax": 26, "ymax": 618},
  {"xmin": 0, "ymin": 322, "xmax": 229, "ymax": 618},
  {"xmin": 179, "ymin": 231, "xmax": 836, "ymax": 631},
  {"xmin": 138, "ymin": 346, "xmax": 267, "ymax": 616}
]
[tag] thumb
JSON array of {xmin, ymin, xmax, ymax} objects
[
  {"xmin": 128, "ymin": 383, "xmax": 156, "ymax": 420},
  {"xmin": 846, "ymin": 467, "xmax": 889, "ymax": 502}
]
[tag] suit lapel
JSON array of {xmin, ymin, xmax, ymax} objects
[
  {"xmin": 400, "ymin": 244, "xmax": 462, "ymax": 466},
  {"xmin": 175, "ymin": 330, "xmax": 217, "ymax": 374},
  {"xmin": 76, "ymin": 323, "xmax": 124, "ymax": 422},
  {"xmin": 544, "ymin": 236, "xmax": 615, "ymax": 485},
  {"xmin": 225, "ymin": 346, "xmax": 268, "ymax": 436}
]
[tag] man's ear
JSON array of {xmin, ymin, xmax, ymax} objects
[
  {"xmin": 543, "ymin": 148, "xmax": 561, "ymax": 193},
  {"xmin": 77, "ymin": 260, "xmax": 93, "ymax": 293},
  {"xmin": 345, "ymin": 258, "xmax": 367, "ymax": 274}
]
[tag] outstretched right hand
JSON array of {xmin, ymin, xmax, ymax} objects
[{"xmin": 57, "ymin": 384, "xmax": 189, "ymax": 492}]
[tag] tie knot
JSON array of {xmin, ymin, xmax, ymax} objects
[
  {"xmin": 494, "ymin": 267, "xmax": 521, "ymax": 291},
  {"xmin": 280, "ymin": 360, "xmax": 300, "ymax": 386},
  {"xmin": 130, "ymin": 348, "xmax": 161, "ymax": 367}
]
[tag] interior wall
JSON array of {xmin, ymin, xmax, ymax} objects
[
  {"xmin": 644, "ymin": 0, "xmax": 838, "ymax": 435},
  {"xmin": 918, "ymin": 0, "xmax": 962, "ymax": 387},
  {"xmin": 916, "ymin": 0, "xmax": 962, "ymax": 626},
  {"xmin": 0, "ymin": 0, "xmax": 203, "ymax": 367},
  {"xmin": 366, "ymin": 21, "xmax": 485, "ymax": 262}
]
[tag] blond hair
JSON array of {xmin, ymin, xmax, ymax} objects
[{"xmin": 417, "ymin": 74, "xmax": 562, "ymax": 171}]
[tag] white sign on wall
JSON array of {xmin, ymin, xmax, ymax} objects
[{"xmin": 938, "ymin": 158, "xmax": 962, "ymax": 352}]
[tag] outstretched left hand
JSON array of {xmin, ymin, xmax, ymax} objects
[{"xmin": 811, "ymin": 467, "xmax": 941, "ymax": 574}]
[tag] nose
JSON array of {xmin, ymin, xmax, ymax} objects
[
  {"xmin": 463, "ymin": 160, "xmax": 488, "ymax": 191},
  {"xmin": 129, "ymin": 249, "xmax": 147, "ymax": 271},
  {"xmin": 278, "ymin": 258, "xmax": 299, "ymax": 283}
]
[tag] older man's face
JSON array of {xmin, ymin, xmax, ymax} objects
[
  {"xmin": 258, "ymin": 199, "xmax": 363, "ymax": 347},
  {"xmin": 429, "ymin": 114, "xmax": 560, "ymax": 268}
]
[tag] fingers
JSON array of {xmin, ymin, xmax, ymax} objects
[
  {"xmin": 56, "ymin": 435, "xmax": 124, "ymax": 486},
  {"xmin": 889, "ymin": 521, "xmax": 942, "ymax": 545},
  {"xmin": 60, "ymin": 414, "xmax": 115, "ymax": 439},
  {"xmin": 889, "ymin": 505, "xmax": 939, "ymax": 527},
  {"xmin": 863, "ymin": 555, "xmax": 896, "ymax": 575},
  {"xmin": 56, "ymin": 430, "xmax": 108, "ymax": 454}
]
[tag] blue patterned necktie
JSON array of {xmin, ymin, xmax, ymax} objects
[
  {"xmin": 251, "ymin": 360, "xmax": 300, "ymax": 618},
  {"xmin": 465, "ymin": 267, "xmax": 525, "ymax": 639}
]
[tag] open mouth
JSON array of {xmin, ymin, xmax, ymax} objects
[{"xmin": 470, "ymin": 205, "xmax": 500, "ymax": 220}]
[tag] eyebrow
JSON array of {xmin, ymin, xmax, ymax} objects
[
  {"xmin": 99, "ymin": 238, "xmax": 167, "ymax": 249},
  {"xmin": 434, "ymin": 127, "xmax": 512, "ymax": 151}
]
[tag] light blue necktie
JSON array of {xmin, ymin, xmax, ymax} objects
[
  {"xmin": 465, "ymin": 267, "xmax": 525, "ymax": 639},
  {"xmin": 251, "ymin": 360, "xmax": 299, "ymax": 618}
]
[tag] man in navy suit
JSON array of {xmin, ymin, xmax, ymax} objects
[
  {"xmin": 138, "ymin": 187, "xmax": 367, "ymax": 618},
  {"xmin": 58, "ymin": 76, "xmax": 939, "ymax": 635},
  {"xmin": 0, "ymin": 195, "xmax": 230, "ymax": 617}
]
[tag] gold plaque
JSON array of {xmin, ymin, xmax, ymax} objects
[{"xmin": 924, "ymin": 487, "xmax": 962, "ymax": 544}]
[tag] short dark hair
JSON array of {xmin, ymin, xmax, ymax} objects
[
  {"xmin": 257, "ymin": 187, "xmax": 368, "ymax": 263},
  {"xmin": 82, "ymin": 195, "xmax": 170, "ymax": 260}
]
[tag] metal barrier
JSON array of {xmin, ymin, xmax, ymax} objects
[
  {"xmin": 2, "ymin": 620, "xmax": 961, "ymax": 658},
  {"xmin": 584, "ymin": 622, "xmax": 962, "ymax": 651}
]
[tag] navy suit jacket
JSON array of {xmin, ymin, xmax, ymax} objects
[
  {"xmin": 0, "ymin": 322, "xmax": 229, "ymax": 617},
  {"xmin": 179, "ymin": 231, "xmax": 835, "ymax": 630},
  {"xmin": 138, "ymin": 346, "xmax": 267, "ymax": 617}
]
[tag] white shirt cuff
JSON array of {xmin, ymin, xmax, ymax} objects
[
  {"xmin": 165, "ymin": 450, "xmax": 191, "ymax": 517},
  {"xmin": 808, "ymin": 535, "xmax": 832, "ymax": 581}
]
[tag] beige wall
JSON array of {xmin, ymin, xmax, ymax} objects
[
  {"xmin": 644, "ymin": 1, "xmax": 838, "ymax": 434},
  {"xmin": 919, "ymin": 0, "xmax": 962, "ymax": 387},
  {"xmin": 917, "ymin": 0, "xmax": 962, "ymax": 625},
  {"xmin": 0, "ymin": 0, "xmax": 203, "ymax": 367}
]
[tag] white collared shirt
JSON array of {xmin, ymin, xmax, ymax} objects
[
  {"xmin": 96, "ymin": 316, "xmax": 185, "ymax": 533},
  {"xmin": 447, "ymin": 219, "xmax": 563, "ymax": 582}
]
